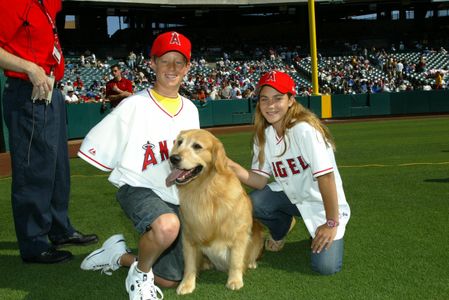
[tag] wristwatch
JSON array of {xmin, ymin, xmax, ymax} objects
[{"xmin": 326, "ymin": 219, "xmax": 339, "ymax": 228}]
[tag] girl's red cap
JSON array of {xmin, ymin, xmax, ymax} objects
[{"xmin": 257, "ymin": 71, "xmax": 297, "ymax": 96}]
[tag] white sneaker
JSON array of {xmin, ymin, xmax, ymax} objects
[
  {"xmin": 126, "ymin": 261, "xmax": 163, "ymax": 300},
  {"xmin": 80, "ymin": 234, "xmax": 128, "ymax": 275}
]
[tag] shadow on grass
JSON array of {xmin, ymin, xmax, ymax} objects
[
  {"xmin": 0, "ymin": 253, "xmax": 127, "ymax": 300},
  {"xmin": 197, "ymin": 239, "xmax": 316, "ymax": 287},
  {"xmin": 0, "ymin": 240, "xmax": 317, "ymax": 299},
  {"xmin": 258, "ymin": 239, "xmax": 316, "ymax": 275},
  {"xmin": 0, "ymin": 241, "xmax": 18, "ymax": 250},
  {"xmin": 424, "ymin": 178, "xmax": 449, "ymax": 183}
]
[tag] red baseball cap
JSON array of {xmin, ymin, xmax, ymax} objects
[
  {"xmin": 150, "ymin": 31, "xmax": 191, "ymax": 61},
  {"xmin": 257, "ymin": 71, "xmax": 297, "ymax": 96}
]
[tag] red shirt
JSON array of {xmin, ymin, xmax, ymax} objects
[
  {"xmin": 73, "ymin": 79, "xmax": 84, "ymax": 88},
  {"xmin": 106, "ymin": 77, "xmax": 133, "ymax": 107},
  {"xmin": 0, "ymin": 0, "xmax": 64, "ymax": 81}
]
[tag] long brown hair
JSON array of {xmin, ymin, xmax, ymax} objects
[{"xmin": 253, "ymin": 94, "xmax": 335, "ymax": 167}]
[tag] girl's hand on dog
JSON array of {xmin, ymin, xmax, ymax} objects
[{"xmin": 311, "ymin": 225, "xmax": 337, "ymax": 254}]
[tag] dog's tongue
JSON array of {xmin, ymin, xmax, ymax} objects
[{"xmin": 166, "ymin": 168, "xmax": 188, "ymax": 186}]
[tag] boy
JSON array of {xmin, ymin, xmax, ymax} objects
[{"xmin": 78, "ymin": 31, "xmax": 199, "ymax": 300}]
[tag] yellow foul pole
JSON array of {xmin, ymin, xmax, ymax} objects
[{"xmin": 308, "ymin": 0, "xmax": 320, "ymax": 95}]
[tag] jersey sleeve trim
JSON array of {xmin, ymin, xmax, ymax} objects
[
  {"xmin": 313, "ymin": 167, "xmax": 334, "ymax": 177},
  {"xmin": 78, "ymin": 150, "xmax": 113, "ymax": 172},
  {"xmin": 251, "ymin": 169, "xmax": 271, "ymax": 178}
]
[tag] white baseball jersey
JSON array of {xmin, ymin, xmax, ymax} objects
[
  {"xmin": 78, "ymin": 89, "xmax": 200, "ymax": 205},
  {"xmin": 251, "ymin": 122, "xmax": 350, "ymax": 240}
]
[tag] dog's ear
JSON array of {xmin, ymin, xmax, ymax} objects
[{"xmin": 212, "ymin": 138, "xmax": 228, "ymax": 173}]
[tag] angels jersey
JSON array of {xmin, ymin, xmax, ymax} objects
[
  {"xmin": 78, "ymin": 89, "xmax": 200, "ymax": 205},
  {"xmin": 251, "ymin": 122, "xmax": 350, "ymax": 240}
]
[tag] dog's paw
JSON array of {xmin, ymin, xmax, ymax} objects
[
  {"xmin": 248, "ymin": 261, "xmax": 258, "ymax": 269},
  {"xmin": 176, "ymin": 281, "xmax": 196, "ymax": 295},
  {"xmin": 226, "ymin": 279, "xmax": 244, "ymax": 291}
]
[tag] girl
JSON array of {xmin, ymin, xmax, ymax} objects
[{"xmin": 229, "ymin": 70, "xmax": 350, "ymax": 275}]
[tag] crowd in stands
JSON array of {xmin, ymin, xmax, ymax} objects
[
  {"xmin": 297, "ymin": 44, "xmax": 449, "ymax": 95},
  {"xmin": 60, "ymin": 43, "xmax": 449, "ymax": 105}
]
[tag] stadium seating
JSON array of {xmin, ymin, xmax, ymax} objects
[{"xmin": 60, "ymin": 48, "xmax": 449, "ymax": 102}]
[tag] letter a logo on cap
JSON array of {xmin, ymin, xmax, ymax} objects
[
  {"xmin": 170, "ymin": 32, "xmax": 181, "ymax": 46},
  {"xmin": 266, "ymin": 71, "xmax": 276, "ymax": 82}
]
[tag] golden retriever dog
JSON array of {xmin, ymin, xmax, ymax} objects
[{"xmin": 165, "ymin": 129, "xmax": 264, "ymax": 295}]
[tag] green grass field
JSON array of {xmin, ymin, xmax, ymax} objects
[{"xmin": 1, "ymin": 116, "xmax": 448, "ymax": 299}]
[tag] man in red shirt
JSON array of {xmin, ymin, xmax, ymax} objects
[
  {"xmin": 0, "ymin": 0, "xmax": 97, "ymax": 264},
  {"xmin": 105, "ymin": 64, "xmax": 133, "ymax": 108},
  {"xmin": 73, "ymin": 76, "xmax": 84, "ymax": 90}
]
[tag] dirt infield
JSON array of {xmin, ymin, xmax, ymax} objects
[{"xmin": 1, "ymin": 113, "xmax": 448, "ymax": 178}]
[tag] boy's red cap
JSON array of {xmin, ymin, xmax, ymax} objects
[
  {"xmin": 150, "ymin": 31, "xmax": 191, "ymax": 61},
  {"xmin": 257, "ymin": 71, "xmax": 297, "ymax": 96}
]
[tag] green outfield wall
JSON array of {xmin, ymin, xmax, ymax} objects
[
  {"xmin": 1, "ymin": 89, "xmax": 449, "ymax": 151},
  {"xmin": 331, "ymin": 90, "xmax": 449, "ymax": 118}
]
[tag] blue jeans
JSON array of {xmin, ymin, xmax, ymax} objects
[{"xmin": 250, "ymin": 185, "xmax": 344, "ymax": 275}]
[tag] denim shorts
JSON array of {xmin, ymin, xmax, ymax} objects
[{"xmin": 116, "ymin": 184, "xmax": 183, "ymax": 281}]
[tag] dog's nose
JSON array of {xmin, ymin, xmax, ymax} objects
[{"xmin": 170, "ymin": 155, "xmax": 181, "ymax": 165}]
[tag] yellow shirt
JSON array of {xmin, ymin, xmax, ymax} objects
[{"xmin": 150, "ymin": 89, "xmax": 181, "ymax": 115}]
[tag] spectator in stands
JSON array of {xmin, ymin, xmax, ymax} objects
[
  {"xmin": 137, "ymin": 52, "xmax": 145, "ymax": 67},
  {"xmin": 58, "ymin": 82, "xmax": 66, "ymax": 95},
  {"xmin": 197, "ymin": 88, "xmax": 207, "ymax": 103},
  {"xmin": 97, "ymin": 60, "xmax": 105, "ymax": 69},
  {"xmin": 128, "ymin": 51, "xmax": 137, "ymax": 69},
  {"xmin": 391, "ymin": 43, "xmax": 396, "ymax": 52},
  {"xmin": 299, "ymin": 86, "xmax": 311, "ymax": 96},
  {"xmin": 84, "ymin": 91, "xmax": 98, "ymax": 103},
  {"xmin": 73, "ymin": 76, "xmax": 84, "ymax": 91},
  {"xmin": 322, "ymin": 84, "xmax": 332, "ymax": 94},
  {"xmin": 423, "ymin": 83, "xmax": 432, "ymax": 91},
  {"xmin": 242, "ymin": 86, "xmax": 255, "ymax": 99},
  {"xmin": 63, "ymin": 80, "xmax": 73, "ymax": 95},
  {"xmin": 66, "ymin": 60, "xmax": 74, "ymax": 73},
  {"xmin": 435, "ymin": 71, "xmax": 443, "ymax": 89},
  {"xmin": 235, "ymin": 89, "xmax": 243, "ymax": 99},
  {"xmin": 91, "ymin": 52, "xmax": 97, "ymax": 66},
  {"xmin": 398, "ymin": 80, "xmax": 407, "ymax": 92},
  {"xmin": 105, "ymin": 64, "xmax": 133, "ymax": 108},
  {"xmin": 208, "ymin": 86, "xmax": 220, "ymax": 100},
  {"xmin": 416, "ymin": 56, "xmax": 426, "ymax": 73},
  {"xmin": 220, "ymin": 80, "xmax": 232, "ymax": 99},
  {"xmin": 89, "ymin": 79, "xmax": 100, "ymax": 91},
  {"xmin": 371, "ymin": 80, "xmax": 383, "ymax": 94},
  {"xmin": 65, "ymin": 87, "xmax": 79, "ymax": 103},
  {"xmin": 231, "ymin": 82, "xmax": 241, "ymax": 99},
  {"xmin": 383, "ymin": 83, "xmax": 392, "ymax": 92},
  {"xmin": 0, "ymin": 0, "xmax": 97, "ymax": 265},
  {"xmin": 396, "ymin": 60, "xmax": 404, "ymax": 80}
]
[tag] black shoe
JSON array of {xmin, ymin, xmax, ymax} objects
[
  {"xmin": 23, "ymin": 248, "xmax": 73, "ymax": 264},
  {"xmin": 51, "ymin": 231, "xmax": 99, "ymax": 248}
]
